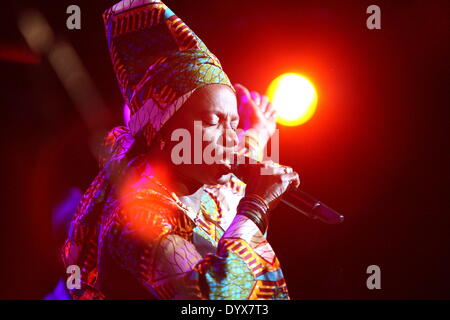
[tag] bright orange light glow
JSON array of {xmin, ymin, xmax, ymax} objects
[{"xmin": 267, "ymin": 73, "xmax": 318, "ymax": 126}]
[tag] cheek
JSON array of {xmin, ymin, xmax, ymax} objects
[
  {"xmin": 202, "ymin": 127, "xmax": 225, "ymax": 153},
  {"xmin": 203, "ymin": 126, "xmax": 226, "ymax": 143}
]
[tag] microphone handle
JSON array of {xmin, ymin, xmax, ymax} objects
[
  {"xmin": 280, "ymin": 190, "xmax": 344, "ymax": 224},
  {"xmin": 230, "ymin": 154, "xmax": 344, "ymax": 224}
]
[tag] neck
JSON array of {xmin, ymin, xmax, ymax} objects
[{"xmin": 143, "ymin": 150, "xmax": 204, "ymax": 213}]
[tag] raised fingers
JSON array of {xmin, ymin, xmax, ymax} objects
[
  {"xmin": 259, "ymin": 94, "xmax": 269, "ymax": 114},
  {"xmin": 266, "ymin": 101, "xmax": 277, "ymax": 120},
  {"xmin": 234, "ymin": 83, "xmax": 252, "ymax": 104},
  {"xmin": 250, "ymin": 91, "xmax": 261, "ymax": 106}
]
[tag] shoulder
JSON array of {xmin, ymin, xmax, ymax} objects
[{"xmin": 107, "ymin": 175, "xmax": 195, "ymax": 243}]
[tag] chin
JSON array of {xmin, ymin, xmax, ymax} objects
[
  {"xmin": 199, "ymin": 173, "xmax": 229, "ymax": 186},
  {"xmin": 197, "ymin": 165, "xmax": 232, "ymax": 186},
  {"xmin": 215, "ymin": 174, "xmax": 231, "ymax": 185}
]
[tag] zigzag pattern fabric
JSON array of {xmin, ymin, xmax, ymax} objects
[
  {"xmin": 62, "ymin": 0, "xmax": 290, "ymax": 300},
  {"xmin": 103, "ymin": 0, "xmax": 233, "ymax": 145}
]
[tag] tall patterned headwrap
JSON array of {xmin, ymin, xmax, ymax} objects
[
  {"xmin": 62, "ymin": 0, "xmax": 233, "ymax": 299},
  {"xmin": 106, "ymin": 0, "xmax": 233, "ymax": 144}
]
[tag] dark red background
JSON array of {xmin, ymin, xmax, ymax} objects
[{"xmin": 0, "ymin": 0, "xmax": 449, "ymax": 299}]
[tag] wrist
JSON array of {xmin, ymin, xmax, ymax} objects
[
  {"xmin": 237, "ymin": 196, "xmax": 269, "ymax": 234},
  {"xmin": 245, "ymin": 127, "xmax": 270, "ymax": 146}
]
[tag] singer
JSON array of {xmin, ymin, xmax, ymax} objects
[{"xmin": 63, "ymin": 0, "xmax": 299, "ymax": 300}]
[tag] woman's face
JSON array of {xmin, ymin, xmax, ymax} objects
[{"xmin": 161, "ymin": 84, "xmax": 239, "ymax": 186}]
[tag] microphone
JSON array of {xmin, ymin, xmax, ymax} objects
[
  {"xmin": 230, "ymin": 155, "xmax": 344, "ymax": 224},
  {"xmin": 280, "ymin": 189, "xmax": 344, "ymax": 224}
]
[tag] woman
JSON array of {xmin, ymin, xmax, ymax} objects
[{"xmin": 63, "ymin": 0, "xmax": 300, "ymax": 300}]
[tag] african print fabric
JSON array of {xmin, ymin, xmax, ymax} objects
[
  {"xmin": 62, "ymin": 0, "xmax": 289, "ymax": 300},
  {"xmin": 97, "ymin": 172, "xmax": 289, "ymax": 300},
  {"xmin": 103, "ymin": 0, "xmax": 233, "ymax": 145}
]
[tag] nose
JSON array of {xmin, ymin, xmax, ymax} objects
[{"xmin": 221, "ymin": 127, "xmax": 239, "ymax": 150}]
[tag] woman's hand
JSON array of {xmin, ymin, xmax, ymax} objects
[
  {"xmin": 235, "ymin": 83, "xmax": 277, "ymax": 146},
  {"xmin": 239, "ymin": 161, "xmax": 300, "ymax": 211}
]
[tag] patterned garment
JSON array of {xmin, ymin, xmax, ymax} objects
[
  {"xmin": 103, "ymin": 0, "xmax": 233, "ymax": 145},
  {"xmin": 63, "ymin": 126, "xmax": 290, "ymax": 299},
  {"xmin": 62, "ymin": 0, "xmax": 290, "ymax": 300},
  {"xmin": 100, "ymin": 170, "xmax": 289, "ymax": 300}
]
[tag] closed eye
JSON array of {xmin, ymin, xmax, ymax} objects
[{"xmin": 203, "ymin": 114, "xmax": 219, "ymax": 126}]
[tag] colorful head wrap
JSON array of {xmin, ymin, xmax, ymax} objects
[
  {"xmin": 103, "ymin": 0, "xmax": 233, "ymax": 145},
  {"xmin": 62, "ymin": 0, "xmax": 233, "ymax": 299}
]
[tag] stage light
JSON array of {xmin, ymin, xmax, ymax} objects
[{"xmin": 267, "ymin": 73, "xmax": 318, "ymax": 126}]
